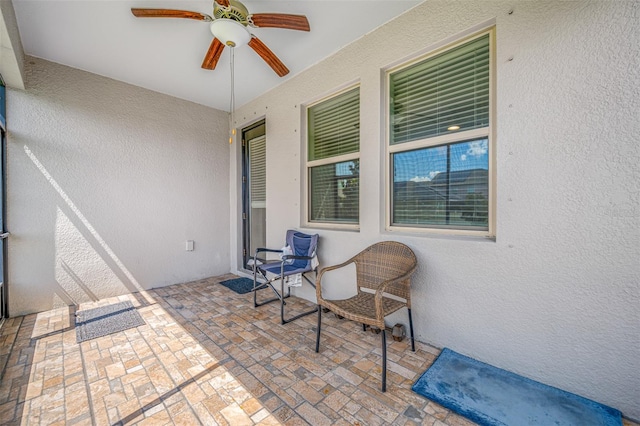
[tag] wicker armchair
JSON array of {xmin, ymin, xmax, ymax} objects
[{"xmin": 314, "ymin": 241, "xmax": 417, "ymax": 392}]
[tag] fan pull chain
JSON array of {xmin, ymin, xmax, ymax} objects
[{"xmin": 229, "ymin": 47, "xmax": 236, "ymax": 144}]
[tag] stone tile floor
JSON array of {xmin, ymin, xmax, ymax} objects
[{"xmin": 0, "ymin": 275, "xmax": 637, "ymax": 425}]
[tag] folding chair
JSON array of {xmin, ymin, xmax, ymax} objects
[{"xmin": 252, "ymin": 230, "xmax": 319, "ymax": 324}]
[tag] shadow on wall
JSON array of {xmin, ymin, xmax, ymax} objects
[{"xmin": 23, "ymin": 145, "xmax": 143, "ymax": 307}]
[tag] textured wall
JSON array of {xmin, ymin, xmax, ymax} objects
[
  {"xmin": 8, "ymin": 57, "xmax": 230, "ymax": 315},
  {"xmin": 231, "ymin": 0, "xmax": 640, "ymax": 420}
]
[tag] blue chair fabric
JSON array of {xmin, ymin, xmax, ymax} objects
[{"xmin": 252, "ymin": 230, "xmax": 319, "ymax": 324}]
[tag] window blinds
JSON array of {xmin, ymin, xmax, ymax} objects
[
  {"xmin": 390, "ymin": 34, "xmax": 490, "ymax": 145},
  {"xmin": 309, "ymin": 160, "xmax": 359, "ymax": 223},
  {"xmin": 308, "ymin": 87, "xmax": 360, "ymax": 161},
  {"xmin": 249, "ymin": 135, "xmax": 266, "ymax": 206}
]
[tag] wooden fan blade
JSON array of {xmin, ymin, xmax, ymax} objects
[
  {"xmin": 202, "ymin": 39, "xmax": 225, "ymax": 70},
  {"xmin": 248, "ymin": 37, "xmax": 289, "ymax": 77},
  {"xmin": 131, "ymin": 8, "xmax": 212, "ymax": 21},
  {"xmin": 216, "ymin": 0, "xmax": 230, "ymax": 7},
  {"xmin": 249, "ymin": 13, "xmax": 310, "ymax": 31}
]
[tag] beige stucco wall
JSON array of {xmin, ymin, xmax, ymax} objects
[
  {"xmin": 230, "ymin": 0, "xmax": 640, "ymax": 420},
  {"xmin": 7, "ymin": 57, "xmax": 230, "ymax": 316}
]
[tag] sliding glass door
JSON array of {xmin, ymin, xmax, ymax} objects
[
  {"xmin": 0, "ymin": 78, "xmax": 7, "ymax": 320},
  {"xmin": 241, "ymin": 121, "xmax": 266, "ymax": 269}
]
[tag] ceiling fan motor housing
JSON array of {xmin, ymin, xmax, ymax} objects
[{"xmin": 214, "ymin": 0, "xmax": 249, "ymax": 25}]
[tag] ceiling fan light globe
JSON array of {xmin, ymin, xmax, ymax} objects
[{"xmin": 210, "ymin": 19, "xmax": 250, "ymax": 48}]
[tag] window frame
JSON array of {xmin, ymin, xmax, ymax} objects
[
  {"xmin": 303, "ymin": 84, "xmax": 361, "ymax": 231},
  {"xmin": 385, "ymin": 28, "xmax": 496, "ymax": 237}
]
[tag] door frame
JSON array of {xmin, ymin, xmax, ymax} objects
[
  {"xmin": 0, "ymin": 78, "xmax": 8, "ymax": 320},
  {"xmin": 240, "ymin": 120, "xmax": 266, "ymax": 270}
]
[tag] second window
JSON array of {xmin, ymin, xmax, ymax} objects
[{"xmin": 306, "ymin": 86, "xmax": 360, "ymax": 225}]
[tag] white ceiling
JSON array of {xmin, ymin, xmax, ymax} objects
[{"xmin": 12, "ymin": 0, "xmax": 421, "ymax": 111}]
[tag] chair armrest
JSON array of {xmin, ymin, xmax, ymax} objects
[
  {"xmin": 281, "ymin": 255, "xmax": 313, "ymax": 261},
  {"xmin": 255, "ymin": 248, "xmax": 283, "ymax": 254},
  {"xmin": 377, "ymin": 265, "xmax": 416, "ymax": 293},
  {"xmin": 315, "ymin": 258, "xmax": 356, "ymax": 302},
  {"xmin": 373, "ymin": 265, "xmax": 417, "ymax": 316},
  {"xmin": 253, "ymin": 248, "xmax": 284, "ymax": 263}
]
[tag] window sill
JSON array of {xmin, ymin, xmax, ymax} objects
[
  {"xmin": 302, "ymin": 222, "xmax": 360, "ymax": 233},
  {"xmin": 383, "ymin": 226, "xmax": 495, "ymax": 242}
]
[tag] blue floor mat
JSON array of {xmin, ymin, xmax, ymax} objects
[
  {"xmin": 412, "ymin": 348, "xmax": 621, "ymax": 426},
  {"xmin": 219, "ymin": 277, "xmax": 256, "ymax": 294}
]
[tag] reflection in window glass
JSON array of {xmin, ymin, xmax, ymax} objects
[
  {"xmin": 392, "ymin": 139, "xmax": 488, "ymax": 229},
  {"xmin": 310, "ymin": 160, "xmax": 359, "ymax": 223}
]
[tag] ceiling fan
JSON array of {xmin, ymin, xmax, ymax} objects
[{"xmin": 131, "ymin": 0, "xmax": 310, "ymax": 77}]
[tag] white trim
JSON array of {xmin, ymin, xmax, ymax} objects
[
  {"xmin": 388, "ymin": 128, "xmax": 490, "ymax": 154},
  {"xmin": 302, "ymin": 83, "xmax": 361, "ymax": 228},
  {"xmin": 307, "ymin": 152, "xmax": 359, "ymax": 168},
  {"xmin": 488, "ymin": 25, "xmax": 497, "ymax": 238},
  {"xmin": 384, "ymin": 28, "xmax": 496, "ymax": 237},
  {"xmin": 386, "ymin": 225, "xmax": 492, "ymax": 238},
  {"xmin": 303, "ymin": 222, "xmax": 360, "ymax": 232}
]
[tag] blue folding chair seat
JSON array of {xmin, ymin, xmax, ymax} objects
[{"xmin": 252, "ymin": 230, "xmax": 319, "ymax": 324}]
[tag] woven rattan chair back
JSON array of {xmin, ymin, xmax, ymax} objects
[
  {"xmin": 354, "ymin": 241, "xmax": 417, "ymax": 305},
  {"xmin": 314, "ymin": 241, "xmax": 417, "ymax": 392}
]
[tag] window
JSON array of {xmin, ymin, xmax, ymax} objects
[
  {"xmin": 388, "ymin": 31, "xmax": 493, "ymax": 234},
  {"xmin": 306, "ymin": 87, "xmax": 360, "ymax": 225}
]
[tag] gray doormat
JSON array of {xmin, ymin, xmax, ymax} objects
[{"xmin": 75, "ymin": 301, "xmax": 145, "ymax": 343}]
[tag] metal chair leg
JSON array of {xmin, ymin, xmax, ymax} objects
[
  {"xmin": 280, "ymin": 272, "xmax": 318, "ymax": 324},
  {"xmin": 255, "ymin": 268, "xmax": 318, "ymax": 324},
  {"xmin": 408, "ymin": 308, "xmax": 415, "ymax": 352},
  {"xmin": 253, "ymin": 266, "xmax": 259, "ymax": 308},
  {"xmin": 280, "ymin": 277, "xmax": 286, "ymax": 324},
  {"xmin": 253, "ymin": 267, "xmax": 288, "ymax": 308},
  {"xmin": 315, "ymin": 305, "xmax": 321, "ymax": 353},
  {"xmin": 381, "ymin": 329, "xmax": 387, "ymax": 392}
]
